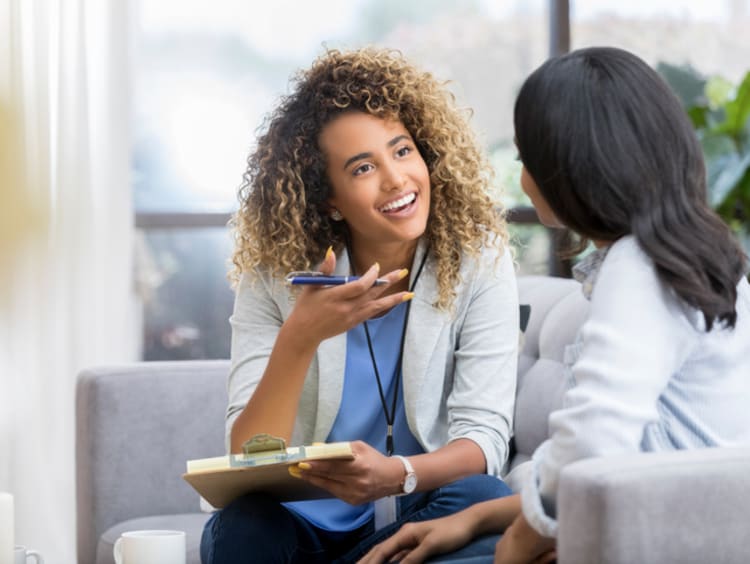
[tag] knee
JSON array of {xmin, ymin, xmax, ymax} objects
[{"xmin": 201, "ymin": 493, "xmax": 294, "ymax": 559}]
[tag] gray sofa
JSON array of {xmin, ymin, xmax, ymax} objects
[{"xmin": 76, "ymin": 275, "xmax": 750, "ymax": 564}]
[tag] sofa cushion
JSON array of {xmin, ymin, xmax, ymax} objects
[{"xmin": 513, "ymin": 277, "xmax": 589, "ymax": 470}]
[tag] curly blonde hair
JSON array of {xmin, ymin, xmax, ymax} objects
[{"xmin": 231, "ymin": 47, "xmax": 508, "ymax": 310}]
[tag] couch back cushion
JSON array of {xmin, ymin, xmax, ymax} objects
[{"xmin": 514, "ymin": 276, "xmax": 590, "ymax": 469}]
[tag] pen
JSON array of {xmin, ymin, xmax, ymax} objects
[{"xmin": 285, "ymin": 272, "xmax": 389, "ymax": 286}]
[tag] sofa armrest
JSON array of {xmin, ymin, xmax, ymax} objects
[
  {"xmin": 557, "ymin": 447, "xmax": 750, "ymax": 564},
  {"xmin": 76, "ymin": 360, "xmax": 229, "ymax": 564}
]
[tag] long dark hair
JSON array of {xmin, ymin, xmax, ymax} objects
[{"xmin": 514, "ymin": 46, "xmax": 747, "ymax": 329}]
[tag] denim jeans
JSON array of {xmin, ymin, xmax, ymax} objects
[{"xmin": 200, "ymin": 474, "xmax": 510, "ymax": 563}]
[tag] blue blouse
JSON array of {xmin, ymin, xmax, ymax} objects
[{"xmin": 284, "ymin": 301, "xmax": 425, "ymax": 531}]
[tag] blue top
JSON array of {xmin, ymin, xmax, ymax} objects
[{"xmin": 284, "ymin": 301, "xmax": 425, "ymax": 531}]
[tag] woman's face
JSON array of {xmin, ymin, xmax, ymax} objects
[
  {"xmin": 321, "ymin": 112, "xmax": 431, "ymax": 250},
  {"xmin": 520, "ymin": 165, "xmax": 564, "ymax": 228}
]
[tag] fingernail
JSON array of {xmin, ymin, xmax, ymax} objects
[
  {"xmin": 288, "ymin": 466, "xmax": 302, "ymax": 478},
  {"xmin": 298, "ymin": 462, "xmax": 312, "ymax": 470},
  {"xmin": 402, "ymin": 292, "xmax": 415, "ymax": 302},
  {"xmin": 312, "ymin": 442, "xmax": 326, "ymax": 446},
  {"xmin": 372, "ymin": 262, "xmax": 380, "ymax": 273},
  {"xmin": 325, "ymin": 246, "xmax": 333, "ymax": 260},
  {"xmin": 398, "ymin": 268, "xmax": 409, "ymax": 280}
]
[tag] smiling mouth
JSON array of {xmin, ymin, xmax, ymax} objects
[{"xmin": 378, "ymin": 192, "xmax": 417, "ymax": 213}]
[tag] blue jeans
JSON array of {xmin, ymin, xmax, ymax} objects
[{"xmin": 200, "ymin": 474, "xmax": 510, "ymax": 563}]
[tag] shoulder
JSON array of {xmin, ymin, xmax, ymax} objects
[
  {"xmin": 234, "ymin": 267, "xmax": 291, "ymax": 312},
  {"xmin": 459, "ymin": 235, "xmax": 514, "ymax": 279},
  {"xmin": 590, "ymin": 236, "xmax": 696, "ymax": 331}
]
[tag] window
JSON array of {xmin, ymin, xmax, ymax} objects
[{"xmin": 571, "ymin": 0, "xmax": 750, "ymax": 82}]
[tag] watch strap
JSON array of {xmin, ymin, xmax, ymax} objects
[{"xmin": 393, "ymin": 455, "xmax": 416, "ymax": 495}]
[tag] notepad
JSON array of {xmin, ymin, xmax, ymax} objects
[{"xmin": 182, "ymin": 433, "xmax": 354, "ymax": 508}]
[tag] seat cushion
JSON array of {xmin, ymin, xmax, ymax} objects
[{"xmin": 96, "ymin": 513, "xmax": 210, "ymax": 564}]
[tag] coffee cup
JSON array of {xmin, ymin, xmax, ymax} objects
[
  {"xmin": 113, "ymin": 530, "xmax": 185, "ymax": 564},
  {"xmin": 14, "ymin": 546, "xmax": 43, "ymax": 564}
]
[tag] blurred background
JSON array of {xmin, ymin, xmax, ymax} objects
[
  {"xmin": 133, "ymin": 0, "xmax": 750, "ymax": 361},
  {"xmin": 2, "ymin": 1, "xmax": 750, "ymax": 561}
]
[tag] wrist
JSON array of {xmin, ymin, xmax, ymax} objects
[
  {"xmin": 278, "ymin": 318, "xmax": 321, "ymax": 354},
  {"xmin": 392, "ymin": 455, "xmax": 418, "ymax": 496}
]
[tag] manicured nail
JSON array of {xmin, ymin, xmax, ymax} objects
[
  {"xmin": 325, "ymin": 246, "xmax": 334, "ymax": 260},
  {"xmin": 298, "ymin": 462, "xmax": 312, "ymax": 471},
  {"xmin": 402, "ymin": 292, "xmax": 415, "ymax": 302},
  {"xmin": 372, "ymin": 262, "xmax": 380, "ymax": 273},
  {"xmin": 398, "ymin": 268, "xmax": 409, "ymax": 280},
  {"xmin": 288, "ymin": 466, "xmax": 302, "ymax": 478},
  {"xmin": 312, "ymin": 442, "xmax": 326, "ymax": 446}
]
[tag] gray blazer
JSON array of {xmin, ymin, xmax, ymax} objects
[{"xmin": 227, "ymin": 239, "xmax": 519, "ymax": 476}]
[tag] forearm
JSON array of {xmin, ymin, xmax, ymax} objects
[
  {"xmin": 407, "ymin": 438, "xmax": 487, "ymax": 492},
  {"xmin": 230, "ymin": 322, "xmax": 318, "ymax": 452},
  {"xmin": 467, "ymin": 494, "xmax": 521, "ymax": 536}
]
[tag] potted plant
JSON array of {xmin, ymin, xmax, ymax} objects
[{"xmin": 658, "ymin": 63, "xmax": 750, "ymax": 253}]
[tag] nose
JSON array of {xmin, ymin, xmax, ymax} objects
[{"xmin": 381, "ymin": 161, "xmax": 406, "ymax": 191}]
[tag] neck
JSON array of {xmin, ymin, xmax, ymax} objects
[{"xmin": 348, "ymin": 239, "xmax": 419, "ymax": 278}]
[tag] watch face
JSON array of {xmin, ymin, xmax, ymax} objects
[{"xmin": 403, "ymin": 473, "xmax": 418, "ymax": 494}]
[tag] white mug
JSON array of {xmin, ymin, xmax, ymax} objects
[
  {"xmin": 14, "ymin": 545, "xmax": 43, "ymax": 564},
  {"xmin": 113, "ymin": 530, "xmax": 186, "ymax": 564}
]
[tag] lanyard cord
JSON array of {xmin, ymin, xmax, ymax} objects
[{"xmin": 346, "ymin": 243, "xmax": 430, "ymax": 456}]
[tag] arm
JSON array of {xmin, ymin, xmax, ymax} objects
[
  {"xmin": 359, "ymin": 495, "xmax": 522, "ymax": 564},
  {"xmin": 228, "ymin": 254, "xmax": 411, "ymax": 452},
  {"xmin": 443, "ymin": 244, "xmax": 519, "ymax": 476}
]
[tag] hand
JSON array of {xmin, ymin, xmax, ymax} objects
[
  {"xmin": 358, "ymin": 511, "xmax": 478, "ymax": 564},
  {"xmin": 494, "ymin": 513, "xmax": 556, "ymax": 564},
  {"xmin": 284, "ymin": 249, "xmax": 412, "ymax": 350},
  {"xmin": 289, "ymin": 440, "xmax": 403, "ymax": 505}
]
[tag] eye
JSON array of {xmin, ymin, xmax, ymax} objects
[
  {"xmin": 352, "ymin": 163, "xmax": 374, "ymax": 176},
  {"xmin": 395, "ymin": 145, "xmax": 412, "ymax": 158}
]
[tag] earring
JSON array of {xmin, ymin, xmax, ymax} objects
[{"xmin": 330, "ymin": 209, "xmax": 343, "ymax": 221}]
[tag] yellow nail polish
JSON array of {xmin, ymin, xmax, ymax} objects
[
  {"xmin": 373, "ymin": 262, "xmax": 380, "ymax": 272},
  {"xmin": 398, "ymin": 268, "xmax": 409, "ymax": 280},
  {"xmin": 325, "ymin": 246, "xmax": 334, "ymax": 260},
  {"xmin": 402, "ymin": 292, "xmax": 415, "ymax": 302},
  {"xmin": 288, "ymin": 466, "xmax": 302, "ymax": 478},
  {"xmin": 298, "ymin": 462, "xmax": 312, "ymax": 470}
]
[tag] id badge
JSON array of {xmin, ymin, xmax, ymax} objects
[{"xmin": 374, "ymin": 496, "xmax": 398, "ymax": 530}]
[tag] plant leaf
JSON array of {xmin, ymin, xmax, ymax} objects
[
  {"xmin": 709, "ymin": 151, "xmax": 750, "ymax": 208},
  {"xmin": 716, "ymin": 71, "xmax": 750, "ymax": 137}
]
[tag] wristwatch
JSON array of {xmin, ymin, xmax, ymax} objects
[{"xmin": 393, "ymin": 455, "xmax": 417, "ymax": 495}]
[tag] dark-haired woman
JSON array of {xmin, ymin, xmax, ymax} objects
[
  {"xmin": 362, "ymin": 46, "xmax": 750, "ymax": 564},
  {"xmin": 199, "ymin": 47, "xmax": 520, "ymax": 563}
]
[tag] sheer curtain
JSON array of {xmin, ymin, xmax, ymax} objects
[{"xmin": 0, "ymin": 1, "xmax": 137, "ymax": 562}]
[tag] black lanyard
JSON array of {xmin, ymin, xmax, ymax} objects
[{"xmin": 346, "ymin": 244, "xmax": 430, "ymax": 456}]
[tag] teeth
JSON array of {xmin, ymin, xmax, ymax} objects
[{"xmin": 379, "ymin": 193, "xmax": 416, "ymax": 212}]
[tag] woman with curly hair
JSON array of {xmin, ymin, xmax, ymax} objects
[{"xmin": 200, "ymin": 47, "xmax": 520, "ymax": 563}]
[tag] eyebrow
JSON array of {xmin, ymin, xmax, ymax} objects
[{"xmin": 342, "ymin": 134, "xmax": 411, "ymax": 171}]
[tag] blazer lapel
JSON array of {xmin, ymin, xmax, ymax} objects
[{"xmin": 402, "ymin": 240, "xmax": 450, "ymax": 425}]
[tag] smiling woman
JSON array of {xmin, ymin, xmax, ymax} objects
[
  {"xmin": 321, "ymin": 112, "xmax": 431, "ymax": 278},
  {"xmin": 200, "ymin": 47, "xmax": 521, "ymax": 563}
]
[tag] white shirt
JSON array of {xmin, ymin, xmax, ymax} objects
[{"xmin": 522, "ymin": 236, "xmax": 750, "ymax": 537}]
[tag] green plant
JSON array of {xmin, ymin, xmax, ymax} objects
[{"xmin": 658, "ymin": 63, "xmax": 750, "ymax": 250}]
